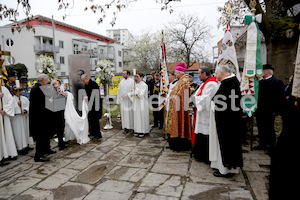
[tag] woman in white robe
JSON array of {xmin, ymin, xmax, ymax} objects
[
  {"xmin": 0, "ymin": 86, "xmax": 17, "ymax": 159},
  {"xmin": 11, "ymin": 89, "xmax": 33, "ymax": 154},
  {"xmin": 128, "ymin": 73, "xmax": 149, "ymax": 137},
  {"xmin": 64, "ymin": 92, "xmax": 90, "ymax": 145}
]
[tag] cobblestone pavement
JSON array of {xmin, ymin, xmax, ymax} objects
[{"xmin": 0, "ymin": 128, "xmax": 270, "ymax": 200}]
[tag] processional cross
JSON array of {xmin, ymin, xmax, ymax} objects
[{"xmin": 0, "ymin": 45, "xmax": 11, "ymax": 135}]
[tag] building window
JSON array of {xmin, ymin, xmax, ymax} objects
[
  {"xmin": 74, "ymin": 44, "xmax": 79, "ymax": 54},
  {"xmin": 6, "ymin": 38, "xmax": 14, "ymax": 47},
  {"xmin": 119, "ymin": 62, "xmax": 122, "ymax": 68},
  {"xmin": 118, "ymin": 51, "xmax": 122, "ymax": 57},
  {"xmin": 59, "ymin": 40, "xmax": 64, "ymax": 49},
  {"xmin": 60, "ymin": 56, "xmax": 65, "ymax": 64},
  {"xmin": 7, "ymin": 56, "xmax": 15, "ymax": 65}
]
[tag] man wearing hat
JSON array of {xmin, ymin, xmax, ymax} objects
[
  {"xmin": 189, "ymin": 73, "xmax": 199, "ymax": 96},
  {"xmin": 255, "ymin": 64, "xmax": 285, "ymax": 155},
  {"xmin": 165, "ymin": 62, "xmax": 191, "ymax": 151},
  {"xmin": 20, "ymin": 76, "xmax": 30, "ymax": 99},
  {"xmin": 6, "ymin": 70, "xmax": 17, "ymax": 95}
]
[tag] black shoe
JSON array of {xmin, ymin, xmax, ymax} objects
[
  {"xmin": 34, "ymin": 156, "xmax": 50, "ymax": 162},
  {"xmin": 159, "ymin": 126, "xmax": 163, "ymax": 129},
  {"xmin": 45, "ymin": 150, "xmax": 56, "ymax": 155},
  {"xmin": 152, "ymin": 125, "xmax": 158, "ymax": 128},
  {"xmin": 213, "ymin": 171, "xmax": 234, "ymax": 178},
  {"xmin": 123, "ymin": 129, "xmax": 130, "ymax": 134},
  {"xmin": 92, "ymin": 136, "xmax": 102, "ymax": 140},
  {"xmin": 253, "ymin": 145, "xmax": 266, "ymax": 150},
  {"xmin": 19, "ymin": 149, "xmax": 28, "ymax": 155},
  {"xmin": 138, "ymin": 133, "xmax": 145, "ymax": 138},
  {"xmin": 25, "ymin": 146, "xmax": 34, "ymax": 151}
]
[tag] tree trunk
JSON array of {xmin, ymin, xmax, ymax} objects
[{"xmin": 266, "ymin": 34, "xmax": 298, "ymax": 83}]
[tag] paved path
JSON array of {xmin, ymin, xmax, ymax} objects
[{"xmin": 0, "ymin": 128, "xmax": 270, "ymax": 200}]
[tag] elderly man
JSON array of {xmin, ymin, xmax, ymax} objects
[
  {"xmin": 81, "ymin": 74, "xmax": 102, "ymax": 140},
  {"xmin": 210, "ymin": 64, "xmax": 243, "ymax": 177},
  {"xmin": 29, "ymin": 74, "xmax": 53, "ymax": 162},
  {"xmin": 255, "ymin": 64, "xmax": 285, "ymax": 155},
  {"xmin": 192, "ymin": 66, "xmax": 219, "ymax": 163},
  {"xmin": 117, "ymin": 70, "xmax": 134, "ymax": 133},
  {"xmin": 165, "ymin": 62, "xmax": 191, "ymax": 151}
]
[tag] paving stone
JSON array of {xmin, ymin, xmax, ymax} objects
[
  {"xmin": 66, "ymin": 151, "xmax": 104, "ymax": 170},
  {"xmin": 138, "ymin": 173, "xmax": 170, "ymax": 192},
  {"xmin": 36, "ymin": 168, "xmax": 78, "ymax": 189},
  {"xmin": 118, "ymin": 154, "xmax": 156, "ymax": 169},
  {"xmin": 151, "ymin": 162, "xmax": 189, "ymax": 176},
  {"xmin": 138, "ymin": 139, "xmax": 167, "ymax": 147},
  {"xmin": 27, "ymin": 158, "xmax": 74, "ymax": 179},
  {"xmin": 118, "ymin": 139, "xmax": 141, "ymax": 147},
  {"xmin": 94, "ymin": 179, "xmax": 135, "ymax": 193},
  {"xmin": 189, "ymin": 160, "xmax": 246, "ymax": 187},
  {"xmin": 156, "ymin": 152, "xmax": 190, "ymax": 164},
  {"xmin": 155, "ymin": 176, "xmax": 184, "ymax": 198},
  {"xmin": 133, "ymin": 193, "xmax": 179, "ymax": 200},
  {"xmin": 0, "ymin": 176, "xmax": 41, "ymax": 199},
  {"xmin": 14, "ymin": 188, "xmax": 53, "ymax": 200},
  {"xmin": 73, "ymin": 161, "xmax": 115, "ymax": 184},
  {"xmin": 100, "ymin": 146, "xmax": 132, "ymax": 162},
  {"xmin": 130, "ymin": 145, "xmax": 163, "ymax": 156},
  {"xmin": 0, "ymin": 163, "xmax": 39, "ymax": 183},
  {"xmin": 246, "ymin": 171, "xmax": 269, "ymax": 200},
  {"xmin": 182, "ymin": 182, "xmax": 253, "ymax": 200},
  {"xmin": 84, "ymin": 190, "xmax": 132, "ymax": 200},
  {"xmin": 106, "ymin": 166, "xmax": 148, "ymax": 182},
  {"xmin": 52, "ymin": 182, "xmax": 94, "ymax": 200}
]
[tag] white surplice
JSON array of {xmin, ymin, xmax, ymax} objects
[
  {"xmin": 128, "ymin": 81, "xmax": 150, "ymax": 134},
  {"xmin": 11, "ymin": 95, "xmax": 33, "ymax": 151},
  {"xmin": 209, "ymin": 101, "xmax": 239, "ymax": 175},
  {"xmin": 194, "ymin": 81, "xmax": 219, "ymax": 135},
  {"xmin": 116, "ymin": 78, "xmax": 134, "ymax": 130},
  {"xmin": 64, "ymin": 92, "xmax": 90, "ymax": 145},
  {"xmin": 0, "ymin": 86, "xmax": 17, "ymax": 158}
]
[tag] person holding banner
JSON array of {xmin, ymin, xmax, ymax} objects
[
  {"xmin": 254, "ymin": 64, "xmax": 285, "ymax": 155},
  {"xmin": 117, "ymin": 70, "xmax": 134, "ymax": 133}
]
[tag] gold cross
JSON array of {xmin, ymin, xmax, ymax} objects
[{"xmin": 0, "ymin": 45, "xmax": 11, "ymax": 67}]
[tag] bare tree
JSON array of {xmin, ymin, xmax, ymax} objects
[
  {"xmin": 0, "ymin": 0, "xmax": 180, "ymax": 33},
  {"xmin": 126, "ymin": 31, "xmax": 161, "ymax": 71},
  {"xmin": 165, "ymin": 13, "xmax": 212, "ymax": 68}
]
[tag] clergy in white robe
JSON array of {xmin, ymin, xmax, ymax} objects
[
  {"xmin": 116, "ymin": 70, "xmax": 134, "ymax": 132},
  {"xmin": 0, "ymin": 86, "xmax": 17, "ymax": 159},
  {"xmin": 11, "ymin": 89, "xmax": 33, "ymax": 153},
  {"xmin": 128, "ymin": 72, "xmax": 149, "ymax": 137},
  {"xmin": 192, "ymin": 67, "xmax": 219, "ymax": 163}
]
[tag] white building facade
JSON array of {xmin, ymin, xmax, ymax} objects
[
  {"xmin": 106, "ymin": 29, "xmax": 133, "ymax": 47},
  {"xmin": 0, "ymin": 15, "xmax": 128, "ymax": 79}
]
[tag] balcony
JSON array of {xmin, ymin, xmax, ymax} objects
[
  {"xmin": 35, "ymin": 62, "xmax": 61, "ymax": 70},
  {"xmin": 99, "ymin": 53, "xmax": 114, "ymax": 60},
  {"xmin": 34, "ymin": 44, "xmax": 59, "ymax": 54}
]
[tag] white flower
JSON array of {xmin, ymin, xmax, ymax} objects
[{"xmin": 96, "ymin": 67, "xmax": 101, "ymax": 72}]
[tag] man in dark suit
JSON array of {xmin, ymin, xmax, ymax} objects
[
  {"xmin": 81, "ymin": 74, "xmax": 102, "ymax": 140},
  {"xmin": 255, "ymin": 64, "xmax": 285, "ymax": 155},
  {"xmin": 29, "ymin": 74, "xmax": 55, "ymax": 162}
]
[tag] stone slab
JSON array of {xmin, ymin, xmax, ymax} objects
[
  {"xmin": 118, "ymin": 154, "xmax": 156, "ymax": 169},
  {"xmin": 106, "ymin": 166, "xmax": 148, "ymax": 182},
  {"xmin": 151, "ymin": 162, "xmax": 189, "ymax": 176},
  {"xmin": 133, "ymin": 193, "xmax": 179, "ymax": 200},
  {"xmin": 36, "ymin": 168, "xmax": 78, "ymax": 189}
]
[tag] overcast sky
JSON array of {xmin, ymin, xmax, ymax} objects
[{"xmin": 0, "ymin": 0, "xmax": 227, "ymax": 61}]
